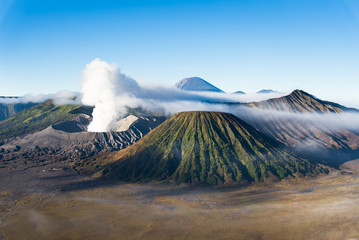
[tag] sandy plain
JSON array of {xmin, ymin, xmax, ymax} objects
[{"xmin": 0, "ymin": 159, "xmax": 359, "ymax": 240}]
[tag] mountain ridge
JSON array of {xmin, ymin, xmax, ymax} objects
[
  {"xmin": 239, "ymin": 89, "xmax": 359, "ymax": 159},
  {"xmin": 247, "ymin": 89, "xmax": 358, "ymax": 113}
]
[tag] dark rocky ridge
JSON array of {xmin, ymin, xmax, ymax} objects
[
  {"xmin": 239, "ymin": 90, "xmax": 359, "ymax": 166},
  {"xmin": 247, "ymin": 89, "xmax": 358, "ymax": 113}
]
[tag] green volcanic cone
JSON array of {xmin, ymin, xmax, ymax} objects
[{"xmin": 78, "ymin": 111, "xmax": 326, "ymax": 184}]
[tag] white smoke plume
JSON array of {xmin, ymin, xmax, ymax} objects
[{"xmin": 81, "ymin": 58, "xmax": 140, "ymax": 132}]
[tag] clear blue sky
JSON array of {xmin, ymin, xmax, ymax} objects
[{"xmin": 1, "ymin": 0, "xmax": 359, "ymax": 107}]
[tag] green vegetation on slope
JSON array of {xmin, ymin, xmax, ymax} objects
[
  {"xmin": 0, "ymin": 100, "xmax": 92, "ymax": 140},
  {"xmin": 78, "ymin": 111, "xmax": 326, "ymax": 185}
]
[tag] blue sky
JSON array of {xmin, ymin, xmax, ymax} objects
[{"xmin": 0, "ymin": 0, "xmax": 359, "ymax": 107}]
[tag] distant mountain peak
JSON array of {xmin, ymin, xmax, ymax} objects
[
  {"xmin": 290, "ymin": 89, "xmax": 311, "ymax": 96},
  {"xmin": 0, "ymin": 96, "xmax": 19, "ymax": 99},
  {"xmin": 233, "ymin": 90, "xmax": 246, "ymax": 94},
  {"xmin": 257, "ymin": 89, "xmax": 278, "ymax": 94},
  {"xmin": 175, "ymin": 77, "xmax": 224, "ymax": 92}
]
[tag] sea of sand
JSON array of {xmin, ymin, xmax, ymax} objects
[{"xmin": 0, "ymin": 159, "xmax": 359, "ymax": 240}]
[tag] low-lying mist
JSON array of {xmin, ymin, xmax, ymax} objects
[
  {"xmin": 234, "ymin": 106, "xmax": 359, "ymax": 131},
  {"xmin": 80, "ymin": 58, "xmax": 289, "ymax": 132},
  {"xmin": 0, "ymin": 90, "xmax": 81, "ymax": 105},
  {"xmin": 80, "ymin": 59, "xmax": 359, "ymax": 133}
]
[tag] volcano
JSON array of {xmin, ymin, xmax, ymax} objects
[{"xmin": 78, "ymin": 111, "xmax": 325, "ymax": 184}]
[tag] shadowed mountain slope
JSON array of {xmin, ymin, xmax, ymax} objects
[
  {"xmin": 0, "ymin": 114, "xmax": 166, "ymax": 167},
  {"xmin": 247, "ymin": 89, "xmax": 358, "ymax": 113},
  {"xmin": 239, "ymin": 90, "xmax": 359, "ymax": 161},
  {"xmin": 78, "ymin": 111, "xmax": 325, "ymax": 185},
  {"xmin": 0, "ymin": 101, "xmax": 37, "ymax": 121},
  {"xmin": 0, "ymin": 99, "xmax": 168, "ymax": 174}
]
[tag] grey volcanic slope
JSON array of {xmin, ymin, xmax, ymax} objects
[
  {"xmin": 78, "ymin": 111, "xmax": 325, "ymax": 185},
  {"xmin": 0, "ymin": 115, "xmax": 167, "ymax": 166},
  {"xmin": 175, "ymin": 77, "xmax": 224, "ymax": 92},
  {"xmin": 52, "ymin": 114, "xmax": 91, "ymax": 132}
]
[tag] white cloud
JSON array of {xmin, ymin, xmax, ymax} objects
[{"xmin": 79, "ymin": 59, "xmax": 359, "ymax": 133}]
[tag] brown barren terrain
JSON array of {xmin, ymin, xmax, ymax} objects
[{"xmin": 0, "ymin": 159, "xmax": 359, "ymax": 240}]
